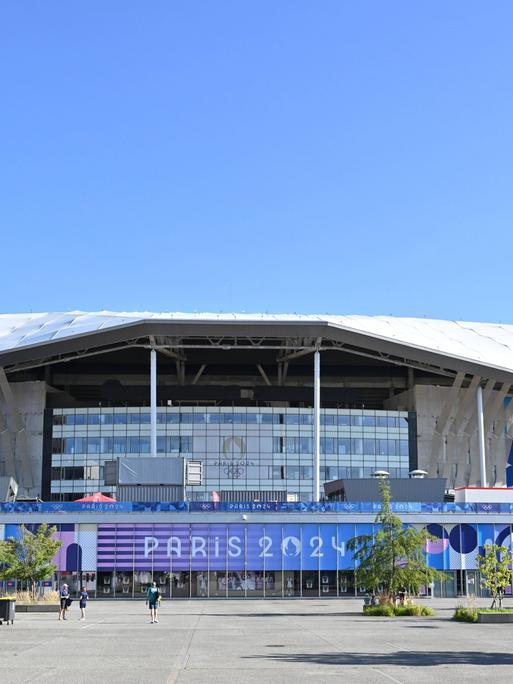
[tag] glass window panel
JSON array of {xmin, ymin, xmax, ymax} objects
[
  {"xmin": 351, "ymin": 414, "xmax": 363, "ymax": 426},
  {"xmin": 362, "ymin": 415, "xmax": 375, "ymax": 427},
  {"xmin": 300, "ymin": 465, "xmax": 313, "ymax": 479},
  {"xmin": 321, "ymin": 437, "xmax": 335, "ymax": 454},
  {"xmin": 87, "ymin": 437, "xmax": 101, "ymax": 454},
  {"xmin": 100, "ymin": 437, "xmax": 113, "ymax": 454},
  {"xmin": 113, "ymin": 437, "xmax": 127, "ymax": 454},
  {"xmin": 87, "ymin": 414, "xmax": 100, "ymax": 425},
  {"xmin": 113, "ymin": 413, "xmax": 127, "ymax": 424},
  {"xmin": 337, "ymin": 415, "xmax": 350, "ymax": 426},
  {"xmin": 400, "ymin": 440, "xmax": 409, "ymax": 457},
  {"xmin": 338, "ymin": 438, "xmax": 351, "ymax": 455},
  {"xmin": 287, "ymin": 465, "xmax": 300, "ymax": 479},
  {"xmin": 52, "ymin": 438, "xmax": 63, "ymax": 454},
  {"xmin": 351, "ymin": 438, "xmax": 363, "ymax": 455},
  {"xmin": 377, "ymin": 439, "xmax": 388, "ymax": 456},
  {"xmin": 363, "ymin": 439, "xmax": 375, "ymax": 455},
  {"xmin": 321, "ymin": 414, "xmax": 336, "ymax": 426},
  {"xmin": 180, "ymin": 436, "xmax": 192, "ymax": 452}
]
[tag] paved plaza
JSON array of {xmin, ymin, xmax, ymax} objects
[{"xmin": 1, "ymin": 598, "xmax": 513, "ymax": 683}]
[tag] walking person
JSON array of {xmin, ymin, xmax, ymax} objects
[
  {"xmin": 146, "ymin": 581, "xmax": 161, "ymax": 623},
  {"xmin": 79, "ymin": 586, "xmax": 89, "ymax": 621},
  {"xmin": 58, "ymin": 583, "xmax": 70, "ymax": 621}
]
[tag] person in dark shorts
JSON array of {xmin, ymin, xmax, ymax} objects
[
  {"xmin": 79, "ymin": 586, "xmax": 89, "ymax": 621},
  {"xmin": 146, "ymin": 581, "xmax": 161, "ymax": 623},
  {"xmin": 59, "ymin": 583, "xmax": 70, "ymax": 621}
]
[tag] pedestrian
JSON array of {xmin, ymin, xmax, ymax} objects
[
  {"xmin": 79, "ymin": 586, "xmax": 88, "ymax": 621},
  {"xmin": 59, "ymin": 583, "xmax": 70, "ymax": 621},
  {"xmin": 146, "ymin": 581, "xmax": 161, "ymax": 623}
]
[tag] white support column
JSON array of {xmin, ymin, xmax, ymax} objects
[
  {"xmin": 313, "ymin": 350, "xmax": 321, "ymax": 502},
  {"xmin": 150, "ymin": 349, "xmax": 157, "ymax": 458},
  {"xmin": 476, "ymin": 385, "xmax": 487, "ymax": 487}
]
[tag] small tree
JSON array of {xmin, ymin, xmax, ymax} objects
[
  {"xmin": 0, "ymin": 524, "xmax": 61, "ymax": 598},
  {"xmin": 477, "ymin": 543, "xmax": 512, "ymax": 609},
  {"xmin": 347, "ymin": 480, "xmax": 446, "ymax": 603}
]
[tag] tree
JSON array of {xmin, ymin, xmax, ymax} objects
[
  {"xmin": 0, "ymin": 524, "xmax": 61, "ymax": 597},
  {"xmin": 477, "ymin": 543, "xmax": 512, "ymax": 609},
  {"xmin": 347, "ymin": 480, "xmax": 446, "ymax": 603}
]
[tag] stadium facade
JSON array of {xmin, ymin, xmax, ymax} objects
[{"xmin": 1, "ymin": 311, "xmax": 513, "ymax": 598}]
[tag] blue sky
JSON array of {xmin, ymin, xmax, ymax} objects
[{"xmin": 1, "ymin": 2, "xmax": 512, "ymax": 321}]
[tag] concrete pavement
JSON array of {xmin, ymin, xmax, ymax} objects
[{"xmin": 1, "ymin": 598, "xmax": 513, "ymax": 683}]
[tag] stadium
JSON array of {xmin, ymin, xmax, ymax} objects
[{"xmin": 1, "ymin": 311, "xmax": 513, "ymax": 599}]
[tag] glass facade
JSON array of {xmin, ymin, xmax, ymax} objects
[
  {"xmin": 49, "ymin": 407, "xmax": 411, "ymax": 501},
  {"xmin": 2, "ymin": 520, "xmax": 509, "ymax": 600}
]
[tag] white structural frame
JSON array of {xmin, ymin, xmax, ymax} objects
[
  {"xmin": 476, "ymin": 385, "xmax": 487, "ymax": 487},
  {"xmin": 150, "ymin": 349, "xmax": 157, "ymax": 458},
  {"xmin": 313, "ymin": 350, "xmax": 321, "ymax": 502}
]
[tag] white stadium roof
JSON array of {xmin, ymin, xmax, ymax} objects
[{"xmin": 1, "ymin": 311, "xmax": 513, "ymax": 380}]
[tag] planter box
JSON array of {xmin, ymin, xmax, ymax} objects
[
  {"xmin": 15, "ymin": 604, "xmax": 59, "ymax": 613},
  {"xmin": 477, "ymin": 612, "xmax": 513, "ymax": 624}
]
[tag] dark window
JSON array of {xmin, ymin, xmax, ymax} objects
[{"xmin": 52, "ymin": 438, "xmax": 63, "ymax": 454}]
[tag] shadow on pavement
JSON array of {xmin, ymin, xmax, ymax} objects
[{"xmin": 246, "ymin": 650, "xmax": 513, "ymax": 667}]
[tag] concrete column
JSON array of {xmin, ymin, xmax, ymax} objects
[
  {"xmin": 477, "ymin": 385, "xmax": 487, "ymax": 487},
  {"xmin": 313, "ymin": 350, "xmax": 321, "ymax": 502},
  {"xmin": 150, "ymin": 349, "xmax": 157, "ymax": 457}
]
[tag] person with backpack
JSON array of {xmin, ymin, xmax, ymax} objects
[
  {"xmin": 146, "ymin": 581, "xmax": 161, "ymax": 623},
  {"xmin": 58, "ymin": 583, "xmax": 70, "ymax": 621},
  {"xmin": 79, "ymin": 586, "xmax": 89, "ymax": 621}
]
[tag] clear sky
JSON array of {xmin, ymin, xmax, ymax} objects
[{"xmin": 1, "ymin": 2, "xmax": 512, "ymax": 322}]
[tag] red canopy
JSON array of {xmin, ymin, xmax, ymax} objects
[{"xmin": 75, "ymin": 492, "xmax": 116, "ymax": 503}]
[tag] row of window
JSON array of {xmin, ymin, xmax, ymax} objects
[
  {"xmin": 51, "ymin": 466, "xmax": 104, "ymax": 480},
  {"xmin": 50, "ymin": 464, "xmax": 408, "ymax": 483},
  {"xmin": 52, "ymin": 435, "xmax": 409, "ymax": 458},
  {"xmin": 54, "ymin": 412, "xmax": 408, "ymax": 428},
  {"xmin": 274, "ymin": 437, "xmax": 409, "ymax": 457},
  {"xmin": 52, "ymin": 436, "xmax": 192, "ymax": 455}
]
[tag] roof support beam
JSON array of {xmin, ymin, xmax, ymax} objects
[
  {"xmin": 0, "ymin": 367, "xmax": 32, "ymax": 488},
  {"xmin": 256, "ymin": 364, "xmax": 272, "ymax": 386},
  {"xmin": 429, "ymin": 371, "xmax": 465, "ymax": 476},
  {"xmin": 192, "ymin": 365, "xmax": 207, "ymax": 385},
  {"xmin": 450, "ymin": 376, "xmax": 481, "ymax": 436}
]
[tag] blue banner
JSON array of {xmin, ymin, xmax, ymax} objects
[{"xmin": 2, "ymin": 500, "xmax": 513, "ymax": 515}]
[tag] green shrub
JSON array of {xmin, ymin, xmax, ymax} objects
[
  {"xmin": 363, "ymin": 603, "xmax": 395, "ymax": 617},
  {"xmin": 363, "ymin": 603, "xmax": 434, "ymax": 617},
  {"xmin": 478, "ymin": 608, "xmax": 513, "ymax": 614},
  {"xmin": 394, "ymin": 604, "xmax": 434, "ymax": 616},
  {"xmin": 453, "ymin": 605, "xmax": 478, "ymax": 623}
]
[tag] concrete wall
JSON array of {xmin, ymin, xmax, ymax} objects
[
  {"xmin": 386, "ymin": 385, "xmax": 512, "ymax": 489},
  {"xmin": 0, "ymin": 381, "xmax": 46, "ymax": 498}
]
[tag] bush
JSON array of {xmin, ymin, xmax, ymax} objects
[
  {"xmin": 1, "ymin": 590, "xmax": 60, "ymax": 605},
  {"xmin": 453, "ymin": 605, "xmax": 478, "ymax": 623},
  {"xmin": 394, "ymin": 604, "xmax": 434, "ymax": 616},
  {"xmin": 477, "ymin": 608, "xmax": 513, "ymax": 614},
  {"xmin": 364, "ymin": 602, "xmax": 434, "ymax": 617},
  {"xmin": 363, "ymin": 603, "xmax": 395, "ymax": 617}
]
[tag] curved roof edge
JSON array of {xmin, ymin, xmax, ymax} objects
[{"xmin": 1, "ymin": 311, "xmax": 513, "ymax": 382}]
